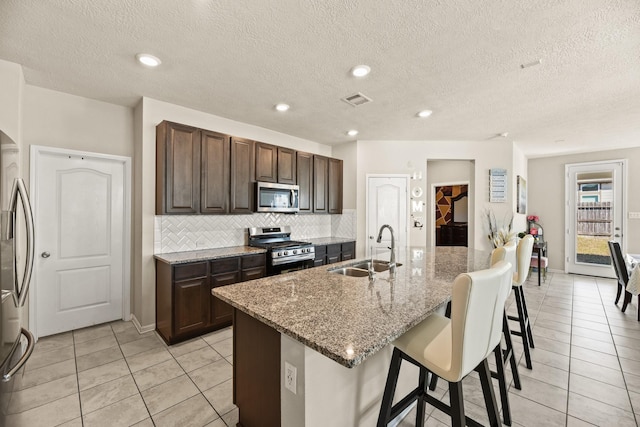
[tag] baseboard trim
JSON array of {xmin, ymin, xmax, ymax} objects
[{"xmin": 131, "ymin": 314, "xmax": 155, "ymax": 334}]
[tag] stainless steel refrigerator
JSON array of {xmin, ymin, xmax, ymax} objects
[{"xmin": 0, "ymin": 139, "xmax": 36, "ymax": 424}]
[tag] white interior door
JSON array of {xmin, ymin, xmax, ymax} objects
[
  {"xmin": 366, "ymin": 175, "xmax": 409, "ymax": 258},
  {"xmin": 566, "ymin": 160, "xmax": 625, "ymax": 278},
  {"xmin": 32, "ymin": 147, "xmax": 130, "ymax": 337}
]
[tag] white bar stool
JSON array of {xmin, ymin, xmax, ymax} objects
[
  {"xmin": 508, "ymin": 235, "xmax": 535, "ymax": 369},
  {"xmin": 377, "ymin": 260, "xmax": 513, "ymax": 427}
]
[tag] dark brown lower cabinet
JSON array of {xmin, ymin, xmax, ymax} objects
[
  {"xmin": 156, "ymin": 253, "xmax": 266, "ymax": 345},
  {"xmin": 312, "ymin": 241, "xmax": 356, "ymax": 266}
]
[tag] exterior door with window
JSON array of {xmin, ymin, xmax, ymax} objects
[{"xmin": 566, "ymin": 160, "xmax": 625, "ymax": 278}]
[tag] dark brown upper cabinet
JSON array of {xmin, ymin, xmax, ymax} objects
[
  {"xmin": 277, "ymin": 147, "xmax": 296, "ymax": 185},
  {"xmin": 255, "ymin": 142, "xmax": 278, "ymax": 183},
  {"xmin": 230, "ymin": 137, "xmax": 255, "ymax": 213},
  {"xmin": 296, "ymin": 151, "xmax": 313, "ymax": 213},
  {"xmin": 156, "ymin": 121, "xmax": 201, "ymax": 214},
  {"xmin": 313, "ymin": 155, "xmax": 328, "ymax": 213},
  {"xmin": 328, "ymin": 158, "xmax": 343, "ymax": 214},
  {"xmin": 201, "ymin": 130, "xmax": 230, "ymax": 214}
]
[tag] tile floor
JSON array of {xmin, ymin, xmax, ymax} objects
[{"xmin": 6, "ymin": 271, "xmax": 640, "ymax": 426}]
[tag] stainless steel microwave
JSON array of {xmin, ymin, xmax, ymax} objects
[{"xmin": 255, "ymin": 182, "xmax": 299, "ymax": 213}]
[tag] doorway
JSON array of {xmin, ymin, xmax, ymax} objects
[
  {"xmin": 366, "ymin": 175, "xmax": 409, "ymax": 257},
  {"xmin": 30, "ymin": 146, "xmax": 131, "ymax": 338},
  {"xmin": 565, "ymin": 160, "xmax": 625, "ymax": 278},
  {"xmin": 432, "ymin": 183, "xmax": 469, "ymax": 247}
]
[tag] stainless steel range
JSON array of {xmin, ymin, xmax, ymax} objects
[{"xmin": 248, "ymin": 226, "xmax": 315, "ymax": 275}]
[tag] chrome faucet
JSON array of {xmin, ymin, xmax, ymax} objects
[{"xmin": 376, "ymin": 224, "xmax": 396, "ymax": 274}]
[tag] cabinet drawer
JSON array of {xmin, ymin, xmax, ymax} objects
[
  {"xmin": 242, "ymin": 253, "xmax": 266, "ymax": 269},
  {"xmin": 327, "ymin": 243, "xmax": 341, "ymax": 255},
  {"xmin": 314, "ymin": 245, "xmax": 327, "ymax": 256},
  {"xmin": 242, "ymin": 266, "xmax": 266, "ymax": 282},
  {"xmin": 174, "ymin": 262, "xmax": 207, "ymax": 281},
  {"xmin": 211, "ymin": 271, "xmax": 241, "ymax": 287},
  {"xmin": 341, "ymin": 242, "xmax": 355, "ymax": 253},
  {"xmin": 326, "ymin": 254, "xmax": 340, "ymax": 265},
  {"xmin": 210, "ymin": 257, "xmax": 240, "ymax": 275}
]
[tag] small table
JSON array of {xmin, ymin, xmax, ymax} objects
[{"xmin": 533, "ymin": 241, "xmax": 547, "ymax": 286}]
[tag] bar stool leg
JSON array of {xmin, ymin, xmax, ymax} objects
[
  {"xmin": 378, "ymin": 348, "xmax": 403, "ymax": 427},
  {"xmin": 519, "ymin": 287, "xmax": 535, "ymax": 350},
  {"xmin": 448, "ymin": 381, "xmax": 465, "ymax": 427},
  {"xmin": 416, "ymin": 367, "xmax": 428, "ymax": 427},
  {"xmin": 509, "ymin": 286, "xmax": 534, "ymax": 369},
  {"xmin": 503, "ymin": 313, "xmax": 521, "ymax": 390},
  {"xmin": 477, "ymin": 359, "xmax": 500, "ymax": 427}
]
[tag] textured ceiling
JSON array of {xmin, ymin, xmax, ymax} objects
[{"xmin": 0, "ymin": 0, "xmax": 639, "ymax": 157}]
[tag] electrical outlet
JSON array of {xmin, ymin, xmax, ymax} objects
[
  {"xmin": 284, "ymin": 361, "xmax": 297, "ymax": 394},
  {"xmin": 629, "ymin": 212, "xmax": 640, "ymax": 219}
]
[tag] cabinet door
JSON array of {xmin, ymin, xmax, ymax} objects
[
  {"xmin": 174, "ymin": 277, "xmax": 209, "ymax": 337},
  {"xmin": 328, "ymin": 158, "xmax": 343, "ymax": 214},
  {"xmin": 326, "ymin": 243, "xmax": 341, "ymax": 264},
  {"xmin": 277, "ymin": 147, "xmax": 296, "ymax": 185},
  {"xmin": 341, "ymin": 242, "xmax": 355, "ymax": 261},
  {"xmin": 230, "ymin": 137, "xmax": 255, "ymax": 213},
  {"xmin": 313, "ymin": 155, "xmax": 328, "ymax": 213},
  {"xmin": 296, "ymin": 151, "xmax": 313, "ymax": 213},
  {"xmin": 211, "ymin": 271, "xmax": 240, "ymax": 327},
  {"xmin": 156, "ymin": 121, "xmax": 200, "ymax": 214},
  {"xmin": 255, "ymin": 142, "xmax": 277, "ymax": 183},
  {"xmin": 201, "ymin": 130, "xmax": 230, "ymax": 214}
]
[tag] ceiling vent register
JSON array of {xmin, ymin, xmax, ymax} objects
[{"xmin": 341, "ymin": 92, "xmax": 372, "ymax": 107}]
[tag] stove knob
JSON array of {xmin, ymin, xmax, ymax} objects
[
  {"xmin": 293, "ymin": 250, "xmax": 298, "ymax": 254},
  {"xmin": 284, "ymin": 251, "xmax": 289, "ymax": 256},
  {"xmin": 277, "ymin": 252, "xmax": 282, "ymax": 257}
]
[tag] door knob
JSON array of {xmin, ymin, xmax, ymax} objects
[
  {"xmin": 41, "ymin": 252, "xmax": 50, "ymax": 258},
  {"xmin": 614, "ymin": 234, "xmax": 621, "ymax": 238}
]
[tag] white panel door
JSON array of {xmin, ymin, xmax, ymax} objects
[
  {"xmin": 35, "ymin": 150, "xmax": 127, "ymax": 336},
  {"xmin": 366, "ymin": 176, "xmax": 409, "ymax": 257}
]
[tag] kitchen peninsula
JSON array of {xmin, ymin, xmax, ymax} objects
[{"xmin": 213, "ymin": 246, "xmax": 492, "ymax": 427}]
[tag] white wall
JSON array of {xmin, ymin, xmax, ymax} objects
[
  {"xmin": 529, "ymin": 147, "xmax": 640, "ymax": 270},
  {"xmin": 354, "ymin": 140, "xmax": 515, "ymax": 256},
  {"xmin": 0, "ymin": 59, "xmax": 24, "ymax": 146}
]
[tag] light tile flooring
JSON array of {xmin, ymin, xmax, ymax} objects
[
  {"xmin": 7, "ymin": 271, "xmax": 640, "ymax": 426},
  {"xmin": 6, "ymin": 322, "xmax": 236, "ymax": 427}
]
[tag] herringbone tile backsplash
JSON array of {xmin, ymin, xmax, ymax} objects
[{"xmin": 155, "ymin": 210, "xmax": 356, "ymax": 253}]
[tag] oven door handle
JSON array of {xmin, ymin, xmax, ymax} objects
[{"xmin": 2, "ymin": 328, "xmax": 35, "ymax": 382}]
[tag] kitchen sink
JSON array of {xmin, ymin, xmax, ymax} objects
[
  {"xmin": 351, "ymin": 260, "xmax": 403, "ymax": 272},
  {"xmin": 329, "ymin": 267, "xmax": 370, "ymax": 277}
]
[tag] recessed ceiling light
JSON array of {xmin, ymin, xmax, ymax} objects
[
  {"xmin": 351, "ymin": 65, "xmax": 371, "ymax": 77},
  {"xmin": 136, "ymin": 53, "xmax": 161, "ymax": 67},
  {"xmin": 275, "ymin": 103, "xmax": 290, "ymax": 112},
  {"xmin": 417, "ymin": 110, "xmax": 433, "ymax": 118},
  {"xmin": 347, "ymin": 130, "xmax": 359, "ymax": 137}
]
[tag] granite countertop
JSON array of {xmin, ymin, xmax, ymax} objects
[
  {"xmin": 307, "ymin": 237, "xmax": 356, "ymax": 245},
  {"xmin": 154, "ymin": 246, "xmax": 266, "ymax": 264},
  {"xmin": 213, "ymin": 246, "xmax": 491, "ymax": 368}
]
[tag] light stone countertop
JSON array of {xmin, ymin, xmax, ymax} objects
[
  {"xmin": 213, "ymin": 246, "xmax": 491, "ymax": 368},
  {"xmin": 154, "ymin": 246, "xmax": 267, "ymax": 264},
  {"xmin": 306, "ymin": 237, "xmax": 355, "ymax": 245}
]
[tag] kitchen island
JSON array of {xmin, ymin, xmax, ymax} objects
[{"xmin": 213, "ymin": 246, "xmax": 491, "ymax": 426}]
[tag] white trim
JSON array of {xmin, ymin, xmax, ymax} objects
[
  {"xmin": 564, "ymin": 159, "xmax": 626, "ymax": 276},
  {"xmin": 29, "ymin": 145, "xmax": 132, "ymax": 339},
  {"xmin": 131, "ymin": 313, "xmax": 155, "ymax": 334},
  {"xmin": 365, "ymin": 174, "xmax": 410, "ymax": 256},
  {"xmin": 429, "ymin": 181, "xmax": 470, "ymax": 248}
]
